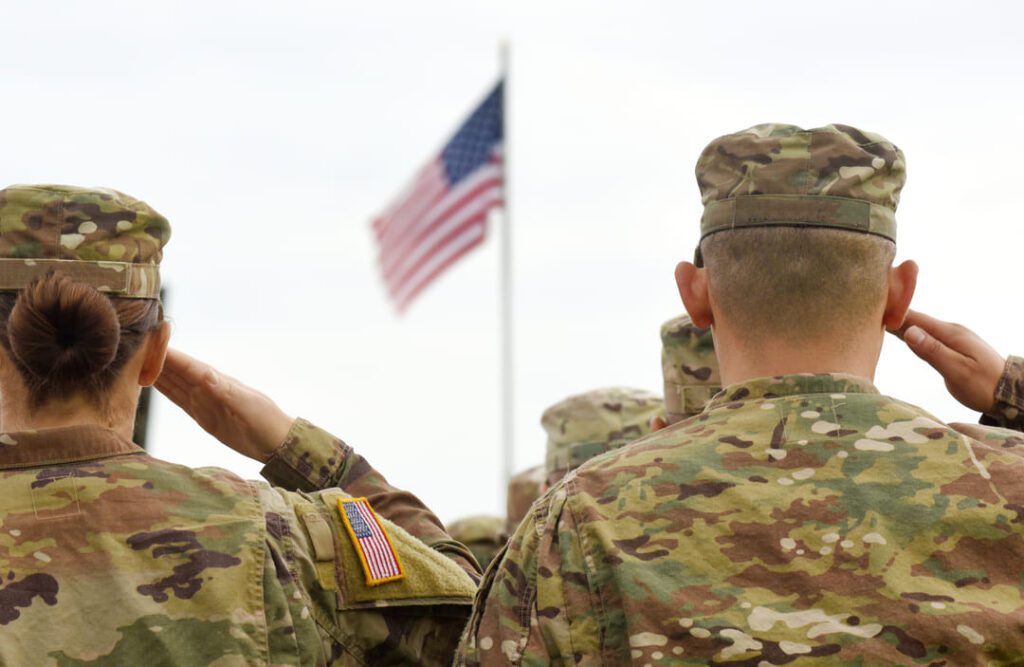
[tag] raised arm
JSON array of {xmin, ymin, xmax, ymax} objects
[{"xmin": 155, "ymin": 348, "xmax": 479, "ymax": 577}]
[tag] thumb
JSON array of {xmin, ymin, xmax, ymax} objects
[{"xmin": 903, "ymin": 324, "xmax": 962, "ymax": 375}]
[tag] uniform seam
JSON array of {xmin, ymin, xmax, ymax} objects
[
  {"xmin": 565, "ymin": 477, "xmax": 606, "ymax": 665},
  {"xmin": 246, "ymin": 480, "xmax": 272, "ymax": 667},
  {"xmin": 271, "ymin": 491, "xmax": 304, "ymax": 662}
]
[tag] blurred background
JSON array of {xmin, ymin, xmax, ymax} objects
[{"xmin": 1, "ymin": 0, "xmax": 1021, "ymax": 522}]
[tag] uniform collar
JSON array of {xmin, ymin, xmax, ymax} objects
[
  {"xmin": 0, "ymin": 425, "xmax": 143, "ymax": 469},
  {"xmin": 706, "ymin": 373, "xmax": 879, "ymax": 411}
]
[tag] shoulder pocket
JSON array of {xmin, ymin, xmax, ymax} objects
[{"xmin": 316, "ymin": 491, "xmax": 477, "ymax": 610}]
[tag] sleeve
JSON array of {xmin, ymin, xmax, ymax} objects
[
  {"xmin": 456, "ymin": 484, "xmax": 597, "ymax": 666},
  {"xmin": 980, "ymin": 356, "xmax": 1024, "ymax": 432},
  {"xmin": 260, "ymin": 418, "xmax": 480, "ymax": 579}
]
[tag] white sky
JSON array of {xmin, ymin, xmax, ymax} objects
[{"xmin": 2, "ymin": 0, "xmax": 1022, "ymax": 523}]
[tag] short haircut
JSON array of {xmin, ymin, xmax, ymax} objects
[{"xmin": 700, "ymin": 227, "xmax": 896, "ymax": 344}]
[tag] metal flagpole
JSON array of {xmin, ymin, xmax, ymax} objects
[{"xmin": 499, "ymin": 41, "xmax": 515, "ymax": 495}]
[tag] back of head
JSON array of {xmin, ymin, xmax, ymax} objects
[
  {"xmin": 0, "ymin": 185, "xmax": 170, "ymax": 408},
  {"xmin": 541, "ymin": 387, "xmax": 663, "ymax": 487},
  {"xmin": 694, "ymin": 124, "xmax": 903, "ymax": 343},
  {"xmin": 660, "ymin": 314, "xmax": 721, "ymax": 423}
]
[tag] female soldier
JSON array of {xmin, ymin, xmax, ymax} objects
[{"xmin": 0, "ymin": 184, "xmax": 478, "ymax": 666}]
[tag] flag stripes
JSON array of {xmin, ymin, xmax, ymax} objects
[{"xmin": 372, "ymin": 80, "xmax": 504, "ymax": 311}]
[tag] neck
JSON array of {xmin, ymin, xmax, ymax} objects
[
  {"xmin": 713, "ymin": 325, "xmax": 883, "ymax": 387},
  {"xmin": 0, "ymin": 395, "xmax": 137, "ymax": 440}
]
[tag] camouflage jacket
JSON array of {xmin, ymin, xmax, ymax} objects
[
  {"xmin": 458, "ymin": 374, "xmax": 1024, "ymax": 666},
  {"xmin": 981, "ymin": 355, "xmax": 1024, "ymax": 432},
  {"xmin": 0, "ymin": 418, "xmax": 479, "ymax": 666}
]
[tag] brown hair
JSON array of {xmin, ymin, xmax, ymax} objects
[
  {"xmin": 0, "ymin": 273, "xmax": 163, "ymax": 408},
  {"xmin": 700, "ymin": 227, "xmax": 896, "ymax": 343}
]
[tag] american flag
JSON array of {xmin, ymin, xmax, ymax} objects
[
  {"xmin": 338, "ymin": 498, "xmax": 405, "ymax": 585},
  {"xmin": 372, "ymin": 80, "xmax": 504, "ymax": 311}
]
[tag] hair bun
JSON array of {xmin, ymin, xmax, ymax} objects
[{"xmin": 7, "ymin": 273, "xmax": 120, "ymax": 382}]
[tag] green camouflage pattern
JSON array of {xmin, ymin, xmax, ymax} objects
[
  {"xmin": 505, "ymin": 465, "xmax": 544, "ymax": 535},
  {"xmin": 542, "ymin": 387, "xmax": 663, "ymax": 487},
  {"xmin": 661, "ymin": 314, "xmax": 721, "ymax": 424},
  {"xmin": 447, "ymin": 515, "xmax": 508, "ymax": 572},
  {"xmin": 0, "ymin": 418, "xmax": 479, "ymax": 666},
  {"xmin": 0, "ymin": 184, "xmax": 170, "ymax": 298},
  {"xmin": 695, "ymin": 124, "xmax": 904, "ymax": 264},
  {"xmin": 458, "ymin": 374, "xmax": 1024, "ymax": 665},
  {"xmin": 980, "ymin": 355, "xmax": 1024, "ymax": 432}
]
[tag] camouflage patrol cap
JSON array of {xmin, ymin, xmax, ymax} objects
[
  {"xmin": 447, "ymin": 514, "xmax": 507, "ymax": 571},
  {"xmin": 542, "ymin": 387, "xmax": 663, "ymax": 486},
  {"xmin": 506, "ymin": 464, "xmax": 544, "ymax": 534},
  {"xmin": 0, "ymin": 184, "xmax": 171, "ymax": 298},
  {"xmin": 661, "ymin": 314, "xmax": 721, "ymax": 423},
  {"xmin": 694, "ymin": 124, "xmax": 904, "ymax": 266}
]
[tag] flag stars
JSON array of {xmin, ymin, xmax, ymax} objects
[{"xmin": 441, "ymin": 82, "xmax": 503, "ymax": 184}]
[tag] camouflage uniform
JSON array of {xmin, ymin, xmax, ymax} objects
[
  {"xmin": 457, "ymin": 126, "xmax": 1024, "ymax": 664},
  {"xmin": 661, "ymin": 314, "xmax": 721, "ymax": 424},
  {"xmin": 0, "ymin": 185, "xmax": 479, "ymax": 666},
  {"xmin": 447, "ymin": 515, "xmax": 508, "ymax": 572},
  {"xmin": 505, "ymin": 465, "xmax": 544, "ymax": 536}
]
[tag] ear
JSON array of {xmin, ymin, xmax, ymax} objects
[
  {"xmin": 137, "ymin": 322, "xmax": 171, "ymax": 387},
  {"xmin": 675, "ymin": 261, "xmax": 714, "ymax": 328},
  {"xmin": 882, "ymin": 259, "xmax": 919, "ymax": 331}
]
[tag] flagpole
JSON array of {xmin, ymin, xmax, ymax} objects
[{"xmin": 499, "ymin": 40, "xmax": 515, "ymax": 497}]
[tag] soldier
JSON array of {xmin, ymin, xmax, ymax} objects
[
  {"xmin": 657, "ymin": 313, "xmax": 721, "ymax": 428},
  {"xmin": 503, "ymin": 389, "xmax": 662, "ymax": 542},
  {"xmin": 541, "ymin": 387, "xmax": 663, "ymax": 489},
  {"xmin": 504, "ymin": 464, "xmax": 544, "ymax": 535},
  {"xmin": 447, "ymin": 515, "xmax": 507, "ymax": 571},
  {"xmin": 0, "ymin": 185, "xmax": 478, "ymax": 666},
  {"xmin": 458, "ymin": 124, "xmax": 1024, "ymax": 664}
]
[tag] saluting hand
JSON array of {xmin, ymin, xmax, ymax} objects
[
  {"xmin": 155, "ymin": 348, "xmax": 295, "ymax": 463},
  {"xmin": 892, "ymin": 309, "xmax": 1006, "ymax": 415}
]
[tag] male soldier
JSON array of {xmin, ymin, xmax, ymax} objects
[
  {"xmin": 447, "ymin": 515, "xmax": 507, "ymax": 571},
  {"xmin": 0, "ymin": 185, "xmax": 478, "ymax": 666},
  {"xmin": 656, "ymin": 313, "xmax": 721, "ymax": 429},
  {"xmin": 541, "ymin": 387, "xmax": 663, "ymax": 489},
  {"xmin": 504, "ymin": 389, "xmax": 662, "ymax": 539},
  {"xmin": 505, "ymin": 464, "xmax": 544, "ymax": 535},
  {"xmin": 457, "ymin": 124, "xmax": 1024, "ymax": 664}
]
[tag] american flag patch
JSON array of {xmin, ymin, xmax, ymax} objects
[{"xmin": 336, "ymin": 497, "xmax": 405, "ymax": 586}]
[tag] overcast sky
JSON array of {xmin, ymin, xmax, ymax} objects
[{"xmin": 2, "ymin": 0, "xmax": 1022, "ymax": 522}]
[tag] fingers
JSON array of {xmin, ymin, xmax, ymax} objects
[
  {"xmin": 155, "ymin": 349, "xmax": 228, "ymax": 418},
  {"xmin": 901, "ymin": 310, "xmax": 970, "ymax": 349},
  {"xmin": 160, "ymin": 349, "xmax": 215, "ymax": 386},
  {"xmin": 153, "ymin": 374, "xmax": 188, "ymax": 406},
  {"xmin": 902, "ymin": 322, "xmax": 966, "ymax": 376}
]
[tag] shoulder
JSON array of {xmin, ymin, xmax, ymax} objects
[{"xmin": 562, "ymin": 412, "xmax": 715, "ymax": 505}]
